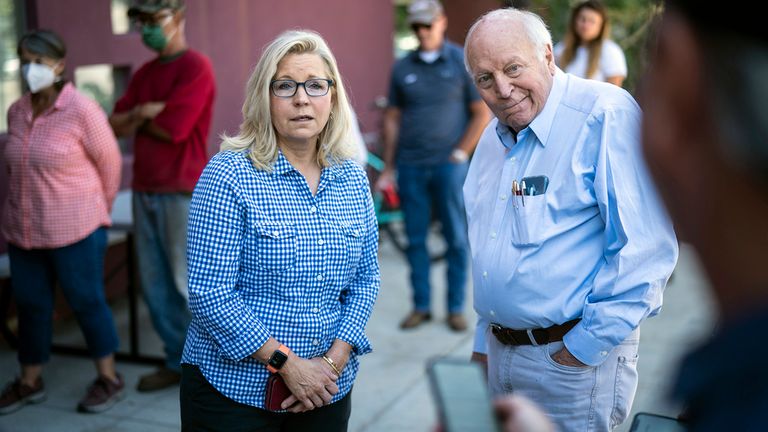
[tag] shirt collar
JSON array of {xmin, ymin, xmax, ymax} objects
[
  {"xmin": 270, "ymin": 149, "xmax": 346, "ymax": 179},
  {"xmin": 21, "ymin": 82, "xmax": 75, "ymax": 121},
  {"xmin": 494, "ymin": 68, "xmax": 567, "ymax": 149},
  {"xmin": 271, "ymin": 150, "xmax": 295, "ymax": 175},
  {"xmin": 53, "ymin": 82, "xmax": 76, "ymax": 110},
  {"xmin": 411, "ymin": 42, "xmax": 449, "ymax": 64},
  {"xmin": 528, "ymin": 68, "xmax": 566, "ymax": 147}
]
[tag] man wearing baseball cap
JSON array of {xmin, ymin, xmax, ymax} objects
[
  {"xmin": 377, "ymin": 0, "xmax": 490, "ymax": 332},
  {"xmin": 109, "ymin": 0, "xmax": 216, "ymax": 392}
]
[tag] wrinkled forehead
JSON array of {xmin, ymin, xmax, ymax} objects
[{"xmin": 467, "ymin": 22, "xmax": 538, "ymax": 71}]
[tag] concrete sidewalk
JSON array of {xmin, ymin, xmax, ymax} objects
[{"xmin": 0, "ymin": 238, "xmax": 715, "ymax": 432}]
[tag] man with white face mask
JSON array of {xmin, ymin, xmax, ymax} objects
[{"xmin": 108, "ymin": 0, "xmax": 216, "ymax": 392}]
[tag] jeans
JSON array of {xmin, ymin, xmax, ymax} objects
[
  {"xmin": 133, "ymin": 192, "xmax": 192, "ymax": 371},
  {"xmin": 180, "ymin": 364, "xmax": 352, "ymax": 432},
  {"xmin": 487, "ymin": 328, "xmax": 641, "ymax": 431},
  {"xmin": 8, "ymin": 227, "xmax": 119, "ymax": 364},
  {"xmin": 396, "ymin": 162, "xmax": 469, "ymax": 314}
]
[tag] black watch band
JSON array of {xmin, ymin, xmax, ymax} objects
[{"xmin": 267, "ymin": 344, "xmax": 289, "ymax": 373}]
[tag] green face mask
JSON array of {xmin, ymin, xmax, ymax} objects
[{"xmin": 142, "ymin": 24, "xmax": 168, "ymax": 52}]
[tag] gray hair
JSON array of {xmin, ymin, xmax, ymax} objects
[
  {"xmin": 706, "ymin": 36, "xmax": 768, "ymax": 186},
  {"xmin": 221, "ymin": 30, "xmax": 355, "ymax": 171},
  {"xmin": 464, "ymin": 8, "xmax": 552, "ymax": 73}
]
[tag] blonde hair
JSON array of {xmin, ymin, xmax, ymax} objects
[
  {"xmin": 221, "ymin": 30, "xmax": 355, "ymax": 170},
  {"xmin": 559, "ymin": 0, "xmax": 609, "ymax": 79}
]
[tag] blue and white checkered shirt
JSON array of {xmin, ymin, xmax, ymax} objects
[{"xmin": 182, "ymin": 150, "xmax": 380, "ymax": 408}]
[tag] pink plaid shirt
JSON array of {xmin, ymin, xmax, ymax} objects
[{"xmin": 2, "ymin": 83, "xmax": 122, "ymax": 249}]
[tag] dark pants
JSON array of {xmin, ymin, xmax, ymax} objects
[
  {"xmin": 8, "ymin": 227, "xmax": 119, "ymax": 364},
  {"xmin": 180, "ymin": 364, "xmax": 352, "ymax": 432}
]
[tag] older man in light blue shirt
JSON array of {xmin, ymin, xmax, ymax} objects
[{"xmin": 463, "ymin": 8, "xmax": 678, "ymax": 431}]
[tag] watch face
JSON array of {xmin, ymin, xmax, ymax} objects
[{"xmin": 268, "ymin": 349, "xmax": 288, "ymax": 370}]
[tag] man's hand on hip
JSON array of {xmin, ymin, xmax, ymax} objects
[{"xmin": 551, "ymin": 346, "xmax": 587, "ymax": 367}]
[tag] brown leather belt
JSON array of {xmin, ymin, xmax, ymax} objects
[{"xmin": 490, "ymin": 319, "xmax": 581, "ymax": 346}]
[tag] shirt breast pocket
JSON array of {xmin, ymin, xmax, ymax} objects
[
  {"xmin": 342, "ymin": 223, "xmax": 365, "ymax": 270},
  {"xmin": 511, "ymin": 195, "xmax": 547, "ymax": 247},
  {"xmin": 254, "ymin": 222, "xmax": 297, "ymax": 273}
]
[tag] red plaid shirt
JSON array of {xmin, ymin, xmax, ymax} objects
[{"xmin": 2, "ymin": 83, "xmax": 122, "ymax": 249}]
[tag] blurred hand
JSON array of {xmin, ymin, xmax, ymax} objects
[
  {"xmin": 470, "ymin": 351, "xmax": 488, "ymax": 377},
  {"xmin": 374, "ymin": 169, "xmax": 395, "ymax": 193},
  {"xmin": 138, "ymin": 102, "xmax": 166, "ymax": 119},
  {"xmin": 494, "ymin": 394, "xmax": 555, "ymax": 432}
]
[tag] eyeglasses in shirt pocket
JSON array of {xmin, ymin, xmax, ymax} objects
[{"xmin": 254, "ymin": 222, "xmax": 297, "ymax": 273}]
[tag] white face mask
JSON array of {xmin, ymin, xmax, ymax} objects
[{"xmin": 21, "ymin": 62, "xmax": 58, "ymax": 93}]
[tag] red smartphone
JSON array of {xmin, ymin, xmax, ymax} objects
[{"xmin": 265, "ymin": 374, "xmax": 291, "ymax": 411}]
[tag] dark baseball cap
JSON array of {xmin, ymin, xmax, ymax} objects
[{"xmin": 127, "ymin": 0, "xmax": 185, "ymax": 17}]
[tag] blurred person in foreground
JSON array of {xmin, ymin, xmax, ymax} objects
[
  {"xmin": 377, "ymin": 0, "xmax": 490, "ymax": 332},
  {"xmin": 0, "ymin": 30, "xmax": 123, "ymax": 414},
  {"xmin": 463, "ymin": 7, "xmax": 677, "ymax": 431},
  {"xmin": 641, "ymin": 0, "xmax": 768, "ymax": 430},
  {"xmin": 108, "ymin": 0, "xmax": 216, "ymax": 392},
  {"xmin": 554, "ymin": 0, "xmax": 627, "ymax": 86},
  {"xmin": 179, "ymin": 30, "xmax": 380, "ymax": 431}
]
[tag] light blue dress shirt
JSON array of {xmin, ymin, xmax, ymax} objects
[
  {"xmin": 464, "ymin": 70, "xmax": 678, "ymax": 366},
  {"xmin": 182, "ymin": 150, "xmax": 380, "ymax": 408}
]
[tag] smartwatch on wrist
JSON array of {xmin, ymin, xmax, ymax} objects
[{"xmin": 266, "ymin": 344, "xmax": 290, "ymax": 373}]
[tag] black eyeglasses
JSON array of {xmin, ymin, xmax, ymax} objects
[
  {"xmin": 270, "ymin": 79, "xmax": 334, "ymax": 98},
  {"xmin": 411, "ymin": 23, "xmax": 433, "ymax": 32}
]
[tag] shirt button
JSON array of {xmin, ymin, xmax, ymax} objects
[
  {"xmin": 500, "ymin": 194, "xmax": 507, "ymax": 200},
  {"xmin": 272, "ymin": 231, "xmax": 280, "ymax": 237},
  {"xmin": 600, "ymin": 351, "xmax": 608, "ymax": 356},
  {"xmin": 309, "ymin": 206, "xmax": 317, "ymax": 213},
  {"xmin": 482, "ymin": 271, "xmax": 488, "ymax": 278},
  {"xmin": 316, "ymin": 274, "xmax": 324, "ymax": 281},
  {"xmin": 511, "ymin": 157, "xmax": 517, "ymax": 163},
  {"xmin": 312, "ymin": 307, "xmax": 320, "ymax": 313},
  {"xmin": 317, "ymin": 239, "xmax": 325, "ymax": 245},
  {"xmin": 490, "ymin": 232, "xmax": 497, "ymax": 239},
  {"xmin": 490, "ymin": 310, "xmax": 496, "ymax": 316},
  {"xmin": 312, "ymin": 339, "xmax": 320, "ymax": 346}
]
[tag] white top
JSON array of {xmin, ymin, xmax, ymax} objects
[{"xmin": 554, "ymin": 39, "xmax": 627, "ymax": 82}]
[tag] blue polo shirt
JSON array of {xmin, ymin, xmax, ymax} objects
[{"xmin": 388, "ymin": 41, "xmax": 481, "ymax": 166}]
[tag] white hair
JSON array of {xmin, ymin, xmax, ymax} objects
[{"xmin": 464, "ymin": 8, "xmax": 553, "ymax": 73}]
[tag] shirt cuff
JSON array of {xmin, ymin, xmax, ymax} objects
[
  {"xmin": 473, "ymin": 317, "xmax": 490, "ymax": 354},
  {"xmin": 336, "ymin": 325, "xmax": 373, "ymax": 356},
  {"xmin": 562, "ymin": 322, "xmax": 617, "ymax": 367},
  {"xmin": 218, "ymin": 324, "xmax": 270, "ymax": 362}
]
